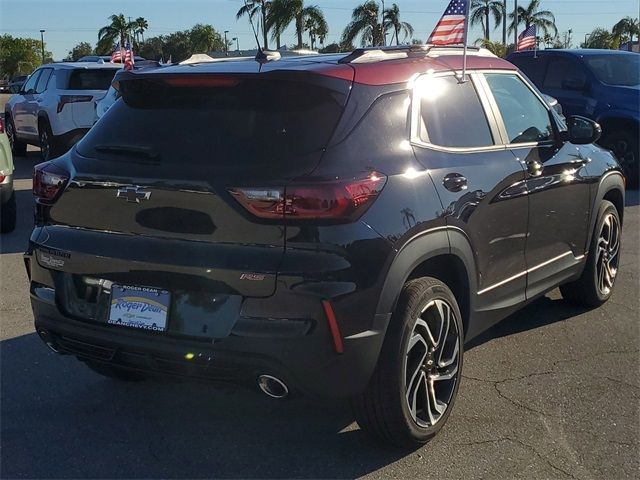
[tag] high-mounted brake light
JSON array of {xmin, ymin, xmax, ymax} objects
[
  {"xmin": 33, "ymin": 162, "xmax": 69, "ymax": 202},
  {"xmin": 229, "ymin": 172, "xmax": 386, "ymax": 222},
  {"xmin": 57, "ymin": 95, "xmax": 93, "ymax": 113},
  {"xmin": 162, "ymin": 76, "xmax": 240, "ymax": 88}
]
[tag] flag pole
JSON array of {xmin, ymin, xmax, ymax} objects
[{"xmin": 461, "ymin": 0, "xmax": 471, "ymax": 82}]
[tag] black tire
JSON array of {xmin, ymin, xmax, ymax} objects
[
  {"xmin": 38, "ymin": 118, "xmax": 60, "ymax": 162},
  {"xmin": 5, "ymin": 114, "xmax": 27, "ymax": 157},
  {"xmin": 83, "ymin": 360, "xmax": 147, "ymax": 382},
  {"xmin": 0, "ymin": 191, "xmax": 17, "ymax": 233},
  {"xmin": 352, "ymin": 277, "xmax": 464, "ymax": 448},
  {"xmin": 560, "ymin": 200, "xmax": 621, "ymax": 307},
  {"xmin": 600, "ymin": 130, "xmax": 639, "ymax": 189}
]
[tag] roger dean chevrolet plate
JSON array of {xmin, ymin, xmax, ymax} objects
[{"xmin": 108, "ymin": 284, "xmax": 170, "ymax": 331}]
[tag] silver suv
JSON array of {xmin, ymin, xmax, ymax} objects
[{"xmin": 4, "ymin": 62, "xmax": 120, "ymax": 161}]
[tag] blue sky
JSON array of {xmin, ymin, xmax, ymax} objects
[{"xmin": 1, "ymin": 0, "xmax": 638, "ymax": 60}]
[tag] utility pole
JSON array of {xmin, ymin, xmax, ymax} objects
[
  {"xmin": 502, "ymin": 0, "xmax": 507, "ymax": 45},
  {"xmin": 224, "ymin": 30, "xmax": 229, "ymax": 55},
  {"xmin": 39, "ymin": 30, "xmax": 45, "ymax": 63},
  {"xmin": 568, "ymin": 29, "xmax": 573, "ymax": 48},
  {"xmin": 513, "ymin": 0, "xmax": 518, "ymax": 47}
]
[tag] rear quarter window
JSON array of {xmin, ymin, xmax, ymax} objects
[{"xmin": 67, "ymin": 69, "xmax": 117, "ymax": 90}]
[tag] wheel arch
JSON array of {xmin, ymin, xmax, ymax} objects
[
  {"xmin": 587, "ymin": 171, "xmax": 625, "ymax": 249},
  {"xmin": 375, "ymin": 228, "xmax": 478, "ymax": 338}
]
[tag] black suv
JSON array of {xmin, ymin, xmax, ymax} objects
[{"xmin": 26, "ymin": 46, "xmax": 625, "ymax": 447}]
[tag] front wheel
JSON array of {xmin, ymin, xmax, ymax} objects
[
  {"xmin": 38, "ymin": 119, "xmax": 59, "ymax": 162},
  {"xmin": 352, "ymin": 277, "xmax": 464, "ymax": 447},
  {"xmin": 560, "ymin": 200, "xmax": 621, "ymax": 307}
]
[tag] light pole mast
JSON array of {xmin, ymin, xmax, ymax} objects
[
  {"xmin": 39, "ymin": 30, "xmax": 45, "ymax": 63},
  {"xmin": 513, "ymin": 0, "xmax": 518, "ymax": 47},
  {"xmin": 224, "ymin": 30, "xmax": 229, "ymax": 55}
]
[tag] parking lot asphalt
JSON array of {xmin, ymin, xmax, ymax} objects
[{"xmin": 1, "ymin": 148, "xmax": 638, "ymax": 479}]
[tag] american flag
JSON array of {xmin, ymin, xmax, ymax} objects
[
  {"xmin": 124, "ymin": 41, "xmax": 135, "ymax": 70},
  {"xmin": 110, "ymin": 42, "xmax": 123, "ymax": 63},
  {"xmin": 428, "ymin": 0, "xmax": 468, "ymax": 45},
  {"xmin": 517, "ymin": 25, "xmax": 537, "ymax": 51}
]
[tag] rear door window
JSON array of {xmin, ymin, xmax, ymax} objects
[
  {"xmin": 543, "ymin": 56, "xmax": 586, "ymax": 89},
  {"xmin": 485, "ymin": 73, "xmax": 555, "ymax": 144},
  {"xmin": 416, "ymin": 74, "xmax": 494, "ymax": 148},
  {"xmin": 77, "ymin": 75, "xmax": 349, "ymax": 167},
  {"xmin": 67, "ymin": 69, "xmax": 116, "ymax": 90}
]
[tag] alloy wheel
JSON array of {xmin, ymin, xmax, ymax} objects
[
  {"xmin": 403, "ymin": 299, "xmax": 460, "ymax": 428},
  {"xmin": 596, "ymin": 212, "xmax": 620, "ymax": 296},
  {"xmin": 39, "ymin": 128, "xmax": 50, "ymax": 161}
]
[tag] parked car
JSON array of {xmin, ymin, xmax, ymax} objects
[
  {"xmin": 0, "ymin": 117, "xmax": 16, "ymax": 233},
  {"xmin": 8, "ymin": 75, "xmax": 28, "ymax": 94},
  {"xmin": 507, "ymin": 49, "xmax": 639, "ymax": 188},
  {"xmin": 26, "ymin": 46, "xmax": 625, "ymax": 447},
  {"xmin": 78, "ymin": 55, "xmax": 146, "ymax": 63},
  {"xmin": 0, "ymin": 80, "xmax": 9, "ymax": 94},
  {"xmin": 4, "ymin": 62, "xmax": 121, "ymax": 161}
]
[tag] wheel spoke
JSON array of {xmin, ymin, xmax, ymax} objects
[
  {"xmin": 428, "ymin": 378, "xmax": 447, "ymax": 416},
  {"xmin": 431, "ymin": 361, "xmax": 459, "ymax": 382},
  {"xmin": 439, "ymin": 337, "xmax": 459, "ymax": 368}
]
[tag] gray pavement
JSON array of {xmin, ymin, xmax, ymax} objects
[{"xmin": 1, "ymin": 148, "xmax": 638, "ymax": 479}]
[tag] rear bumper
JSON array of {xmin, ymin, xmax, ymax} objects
[{"xmin": 26, "ymin": 241, "xmax": 390, "ymax": 398}]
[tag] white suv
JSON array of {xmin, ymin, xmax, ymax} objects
[{"xmin": 4, "ymin": 62, "xmax": 120, "ymax": 161}]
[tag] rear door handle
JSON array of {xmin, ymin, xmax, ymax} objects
[
  {"xmin": 527, "ymin": 160, "xmax": 543, "ymax": 177},
  {"xmin": 443, "ymin": 173, "xmax": 468, "ymax": 192}
]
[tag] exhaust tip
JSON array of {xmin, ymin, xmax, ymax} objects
[{"xmin": 257, "ymin": 374, "xmax": 289, "ymax": 399}]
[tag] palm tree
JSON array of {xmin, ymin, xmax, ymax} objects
[
  {"xmin": 508, "ymin": 0, "xmax": 557, "ymax": 38},
  {"xmin": 342, "ymin": 1, "xmax": 384, "ymax": 47},
  {"xmin": 267, "ymin": 0, "xmax": 326, "ymax": 50},
  {"xmin": 471, "ymin": 1, "xmax": 503, "ymax": 41},
  {"xmin": 98, "ymin": 14, "xmax": 136, "ymax": 53},
  {"xmin": 135, "ymin": 17, "xmax": 148, "ymax": 43},
  {"xmin": 383, "ymin": 4, "xmax": 414, "ymax": 45},
  {"xmin": 613, "ymin": 16, "xmax": 639, "ymax": 45},
  {"xmin": 237, "ymin": 0, "xmax": 271, "ymax": 50},
  {"xmin": 304, "ymin": 10, "xmax": 328, "ymax": 50}
]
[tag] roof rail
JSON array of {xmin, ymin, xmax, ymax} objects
[{"xmin": 339, "ymin": 44, "xmax": 489, "ymax": 64}]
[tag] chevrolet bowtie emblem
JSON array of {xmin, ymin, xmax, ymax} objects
[{"xmin": 116, "ymin": 186, "xmax": 151, "ymax": 203}]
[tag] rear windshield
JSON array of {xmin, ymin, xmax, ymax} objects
[
  {"xmin": 585, "ymin": 55, "xmax": 639, "ymax": 87},
  {"xmin": 76, "ymin": 76, "xmax": 348, "ymax": 166},
  {"xmin": 67, "ymin": 69, "xmax": 117, "ymax": 90}
]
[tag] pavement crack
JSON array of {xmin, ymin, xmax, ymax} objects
[{"xmin": 505, "ymin": 436, "xmax": 579, "ymax": 479}]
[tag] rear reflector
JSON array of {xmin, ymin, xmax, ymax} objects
[
  {"xmin": 322, "ymin": 300, "xmax": 344, "ymax": 354},
  {"xmin": 57, "ymin": 95, "xmax": 93, "ymax": 113},
  {"xmin": 33, "ymin": 162, "xmax": 69, "ymax": 202},
  {"xmin": 229, "ymin": 172, "xmax": 386, "ymax": 222}
]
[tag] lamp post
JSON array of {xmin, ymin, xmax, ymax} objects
[
  {"xmin": 232, "ymin": 37, "xmax": 239, "ymax": 52},
  {"xmin": 39, "ymin": 29, "xmax": 45, "ymax": 63},
  {"xmin": 224, "ymin": 30, "xmax": 229, "ymax": 56},
  {"xmin": 513, "ymin": 1, "xmax": 518, "ymax": 47}
]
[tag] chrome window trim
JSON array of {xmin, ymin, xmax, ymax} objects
[{"xmin": 410, "ymin": 71, "xmax": 504, "ymax": 153}]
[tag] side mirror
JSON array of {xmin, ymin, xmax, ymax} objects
[
  {"xmin": 561, "ymin": 76, "xmax": 586, "ymax": 90},
  {"xmin": 563, "ymin": 116, "xmax": 601, "ymax": 145}
]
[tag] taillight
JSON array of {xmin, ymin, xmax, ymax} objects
[
  {"xmin": 33, "ymin": 162, "xmax": 69, "ymax": 202},
  {"xmin": 230, "ymin": 172, "xmax": 386, "ymax": 222},
  {"xmin": 57, "ymin": 95, "xmax": 93, "ymax": 113}
]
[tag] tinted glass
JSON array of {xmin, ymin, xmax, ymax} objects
[
  {"xmin": 485, "ymin": 73, "xmax": 555, "ymax": 144},
  {"xmin": 418, "ymin": 75, "xmax": 493, "ymax": 148},
  {"xmin": 585, "ymin": 54, "xmax": 639, "ymax": 86},
  {"xmin": 543, "ymin": 57, "xmax": 586, "ymax": 89},
  {"xmin": 67, "ymin": 69, "xmax": 117, "ymax": 90},
  {"xmin": 35, "ymin": 69, "xmax": 52, "ymax": 93},
  {"xmin": 509, "ymin": 55, "xmax": 548, "ymax": 86},
  {"xmin": 22, "ymin": 71, "xmax": 41, "ymax": 93},
  {"xmin": 77, "ymin": 77, "xmax": 347, "ymax": 167}
]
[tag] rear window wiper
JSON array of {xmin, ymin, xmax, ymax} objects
[{"xmin": 93, "ymin": 144, "xmax": 159, "ymax": 160}]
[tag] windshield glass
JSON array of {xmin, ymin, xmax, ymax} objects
[
  {"xmin": 77, "ymin": 76, "xmax": 348, "ymax": 167},
  {"xmin": 585, "ymin": 55, "xmax": 639, "ymax": 87}
]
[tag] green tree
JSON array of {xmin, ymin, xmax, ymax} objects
[
  {"xmin": 135, "ymin": 17, "xmax": 149, "ymax": 43},
  {"xmin": 471, "ymin": 0, "xmax": 504, "ymax": 42},
  {"xmin": 189, "ymin": 24, "xmax": 225, "ymax": 53},
  {"xmin": 508, "ymin": 0, "xmax": 556, "ymax": 38},
  {"xmin": 98, "ymin": 14, "xmax": 136, "ymax": 54},
  {"xmin": 304, "ymin": 10, "xmax": 328, "ymax": 50},
  {"xmin": 267, "ymin": 0, "xmax": 326, "ymax": 50},
  {"xmin": 137, "ymin": 36, "xmax": 165, "ymax": 61},
  {"xmin": 383, "ymin": 3, "xmax": 414, "ymax": 45},
  {"xmin": 237, "ymin": 0, "xmax": 271, "ymax": 50},
  {"xmin": 581, "ymin": 28, "xmax": 618, "ymax": 49},
  {"xmin": 474, "ymin": 38, "xmax": 507, "ymax": 57},
  {"xmin": 162, "ymin": 31, "xmax": 192, "ymax": 62},
  {"xmin": 342, "ymin": 1, "xmax": 384, "ymax": 47},
  {"xmin": 613, "ymin": 16, "xmax": 639, "ymax": 45},
  {"xmin": 0, "ymin": 35, "xmax": 51, "ymax": 79},
  {"xmin": 65, "ymin": 42, "xmax": 94, "ymax": 61}
]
